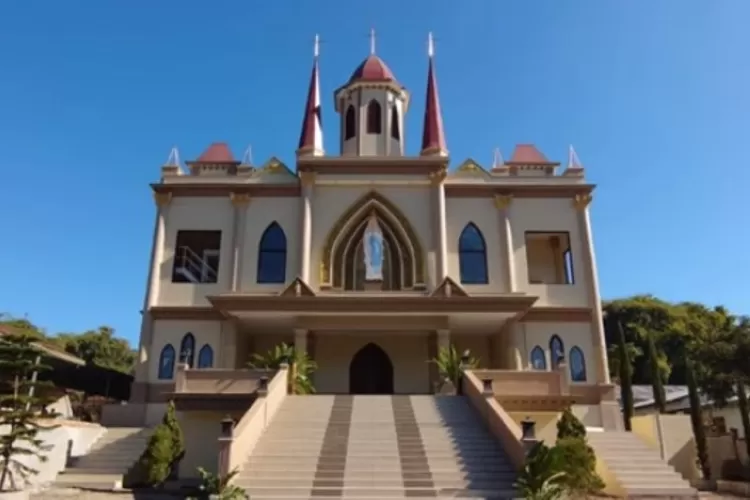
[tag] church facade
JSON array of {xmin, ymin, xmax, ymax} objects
[{"xmin": 130, "ymin": 40, "xmax": 615, "ymax": 429}]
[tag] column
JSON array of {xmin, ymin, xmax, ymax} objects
[
  {"xmin": 494, "ymin": 194, "xmax": 516, "ymax": 292},
  {"xmin": 220, "ymin": 319, "xmax": 238, "ymax": 369},
  {"xmin": 133, "ymin": 192, "xmax": 171, "ymax": 401},
  {"xmin": 432, "ymin": 169, "xmax": 448, "ymax": 285},
  {"xmin": 299, "ymin": 172, "xmax": 315, "ymax": 283},
  {"xmin": 437, "ymin": 329, "xmax": 450, "ymax": 351},
  {"xmin": 294, "ymin": 328, "xmax": 308, "ymax": 354},
  {"xmin": 574, "ymin": 193, "xmax": 610, "ymax": 384},
  {"xmin": 230, "ymin": 193, "xmax": 251, "ymax": 291}
]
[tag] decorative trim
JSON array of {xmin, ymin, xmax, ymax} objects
[
  {"xmin": 493, "ymin": 194, "xmax": 513, "ymax": 210},
  {"xmin": 297, "ymin": 156, "xmax": 447, "ymax": 176},
  {"xmin": 430, "ymin": 276, "xmax": 469, "ymax": 298},
  {"xmin": 298, "ymin": 171, "xmax": 316, "ymax": 187},
  {"xmin": 258, "ymin": 156, "xmax": 293, "ymax": 175},
  {"xmin": 521, "ymin": 307, "xmax": 593, "ymax": 322},
  {"xmin": 149, "ymin": 306, "xmax": 224, "ymax": 320},
  {"xmin": 151, "ymin": 183, "xmax": 300, "ymax": 198},
  {"xmin": 279, "ymin": 277, "xmax": 316, "ymax": 297},
  {"xmin": 445, "ymin": 184, "xmax": 595, "ymax": 199},
  {"xmin": 230, "ymin": 192, "xmax": 251, "ymax": 207},
  {"xmin": 428, "ymin": 166, "xmax": 448, "ymax": 185},
  {"xmin": 153, "ymin": 192, "xmax": 172, "ymax": 208},
  {"xmin": 573, "ymin": 193, "xmax": 593, "ymax": 210},
  {"xmin": 320, "ymin": 190, "xmax": 425, "ymax": 286}
]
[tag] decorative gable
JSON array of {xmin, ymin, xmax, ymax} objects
[
  {"xmin": 253, "ymin": 157, "xmax": 297, "ymax": 181},
  {"xmin": 430, "ymin": 276, "xmax": 469, "ymax": 298},
  {"xmin": 450, "ymin": 159, "xmax": 490, "ymax": 179},
  {"xmin": 279, "ymin": 277, "xmax": 316, "ymax": 297}
]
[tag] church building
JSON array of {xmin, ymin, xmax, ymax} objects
[{"xmin": 129, "ymin": 34, "xmax": 615, "ymax": 430}]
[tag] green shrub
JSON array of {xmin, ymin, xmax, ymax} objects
[
  {"xmin": 192, "ymin": 467, "xmax": 248, "ymax": 500},
  {"xmin": 557, "ymin": 407, "xmax": 586, "ymax": 440},
  {"xmin": 162, "ymin": 401, "xmax": 185, "ymax": 478},
  {"xmin": 554, "ymin": 437, "xmax": 604, "ymax": 497},
  {"xmin": 513, "ymin": 442, "xmax": 566, "ymax": 500}
]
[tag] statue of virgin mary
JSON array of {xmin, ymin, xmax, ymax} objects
[{"xmin": 363, "ymin": 214, "xmax": 384, "ymax": 281}]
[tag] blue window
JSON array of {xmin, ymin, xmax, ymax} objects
[
  {"xmin": 197, "ymin": 344, "xmax": 214, "ymax": 368},
  {"xmin": 257, "ymin": 222, "xmax": 287, "ymax": 284},
  {"xmin": 530, "ymin": 346, "xmax": 546, "ymax": 370},
  {"xmin": 158, "ymin": 344, "xmax": 176, "ymax": 380},
  {"xmin": 570, "ymin": 346, "xmax": 587, "ymax": 382},
  {"xmin": 550, "ymin": 335, "xmax": 564, "ymax": 369},
  {"xmin": 179, "ymin": 333, "xmax": 195, "ymax": 368},
  {"xmin": 458, "ymin": 223, "xmax": 488, "ymax": 284}
]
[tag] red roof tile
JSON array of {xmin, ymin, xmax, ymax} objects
[
  {"xmin": 348, "ymin": 55, "xmax": 397, "ymax": 84},
  {"xmin": 420, "ymin": 57, "xmax": 447, "ymax": 156},
  {"xmin": 196, "ymin": 142, "xmax": 236, "ymax": 163},
  {"xmin": 507, "ymin": 144, "xmax": 552, "ymax": 164}
]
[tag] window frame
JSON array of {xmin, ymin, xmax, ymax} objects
[
  {"xmin": 458, "ymin": 223, "xmax": 489, "ymax": 285},
  {"xmin": 257, "ymin": 222, "xmax": 287, "ymax": 284}
]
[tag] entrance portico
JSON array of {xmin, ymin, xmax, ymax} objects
[{"xmin": 206, "ymin": 278, "xmax": 538, "ymax": 394}]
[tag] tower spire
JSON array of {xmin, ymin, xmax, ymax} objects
[
  {"xmin": 297, "ymin": 34, "xmax": 324, "ymax": 157},
  {"xmin": 369, "ymin": 28, "xmax": 376, "ymax": 55},
  {"xmin": 420, "ymin": 32, "xmax": 448, "ymax": 157}
]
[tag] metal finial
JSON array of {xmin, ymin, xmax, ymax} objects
[
  {"xmin": 165, "ymin": 146, "xmax": 180, "ymax": 167},
  {"xmin": 568, "ymin": 145, "xmax": 582, "ymax": 169},
  {"xmin": 428, "ymin": 32, "xmax": 434, "ymax": 58},
  {"xmin": 241, "ymin": 145, "xmax": 253, "ymax": 166},
  {"xmin": 493, "ymin": 148, "xmax": 503, "ymax": 169},
  {"xmin": 369, "ymin": 28, "xmax": 376, "ymax": 55},
  {"xmin": 313, "ymin": 34, "xmax": 320, "ymax": 58}
]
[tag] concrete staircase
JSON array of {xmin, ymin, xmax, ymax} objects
[
  {"xmin": 587, "ymin": 430, "xmax": 699, "ymax": 498},
  {"xmin": 237, "ymin": 395, "xmax": 518, "ymax": 499},
  {"xmin": 55, "ymin": 427, "xmax": 151, "ymax": 489}
]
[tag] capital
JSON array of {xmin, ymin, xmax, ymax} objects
[
  {"xmin": 230, "ymin": 192, "xmax": 251, "ymax": 208},
  {"xmin": 299, "ymin": 171, "xmax": 316, "ymax": 187},
  {"xmin": 572, "ymin": 193, "xmax": 593, "ymax": 210},
  {"xmin": 494, "ymin": 194, "xmax": 513, "ymax": 210},
  {"xmin": 429, "ymin": 166, "xmax": 447, "ymax": 185},
  {"xmin": 153, "ymin": 191, "xmax": 172, "ymax": 208}
]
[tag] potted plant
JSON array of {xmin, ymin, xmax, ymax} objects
[
  {"xmin": 429, "ymin": 345, "xmax": 478, "ymax": 394},
  {"xmin": 248, "ymin": 342, "xmax": 318, "ymax": 395},
  {"xmin": 0, "ymin": 332, "xmax": 59, "ymax": 499}
]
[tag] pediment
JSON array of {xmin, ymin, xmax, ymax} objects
[
  {"xmin": 279, "ymin": 277, "xmax": 316, "ymax": 297},
  {"xmin": 431, "ymin": 276, "xmax": 469, "ymax": 298},
  {"xmin": 255, "ymin": 157, "xmax": 295, "ymax": 178},
  {"xmin": 450, "ymin": 158, "xmax": 490, "ymax": 179}
]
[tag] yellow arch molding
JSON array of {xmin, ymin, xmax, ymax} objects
[{"xmin": 320, "ymin": 190, "xmax": 425, "ymax": 286}]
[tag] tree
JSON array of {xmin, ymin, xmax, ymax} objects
[
  {"xmin": 54, "ymin": 326, "xmax": 135, "ymax": 375},
  {"xmin": 557, "ymin": 407, "xmax": 586, "ymax": 439},
  {"xmin": 124, "ymin": 404, "xmax": 185, "ymax": 488},
  {"xmin": 0, "ymin": 332, "xmax": 59, "ymax": 491},
  {"xmin": 162, "ymin": 401, "xmax": 185, "ymax": 479},
  {"xmin": 646, "ymin": 331, "xmax": 667, "ymax": 413},
  {"xmin": 554, "ymin": 410, "xmax": 604, "ymax": 497},
  {"xmin": 686, "ymin": 356, "xmax": 710, "ymax": 480},
  {"xmin": 615, "ymin": 318, "xmax": 634, "ymax": 431}
]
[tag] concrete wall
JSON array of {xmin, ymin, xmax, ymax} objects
[{"xmin": 631, "ymin": 413, "xmax": 700, "ymax": 483}]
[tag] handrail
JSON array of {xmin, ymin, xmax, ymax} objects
[{"xmin": 175, "ymin": 245, "xmax": 217, "ymax": 283}]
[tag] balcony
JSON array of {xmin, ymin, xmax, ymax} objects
[{"xmin": 169, "ymin": 365, "xmax": 277, "ymax": 411}]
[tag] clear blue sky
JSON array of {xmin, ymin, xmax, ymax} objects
[{"xmin": 1, "ymin": 1, "xmax": 748, "ymax": 346}]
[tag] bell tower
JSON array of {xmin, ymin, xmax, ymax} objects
[{"xmin": 334, "ymin": 30, "xmax": 409, "ymax": 157}]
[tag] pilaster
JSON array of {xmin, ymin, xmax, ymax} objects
[
  {"xmin": 494, "ymin": 194, "xmax": 516, "ymax": 293},
  {"xmin": 436, "ymin": 328, "xmax": 450, "ymax": 351},
  {"xmin": 220, "ymin": 319, "xmax": 238, "ymax": 368},
  {"xmin": 299, "ymin": 172, "xmax": 315, "ymax": 283},
  {"xmin": 573, "ymin": 193, "xmax": 610, "ymax": 384},
  {"xmin": 431, "ymin": 168, "xmax": 448, "ymax": 287},
  {"xmin": 230, "ymin": 193, "xmax": 251, "ymax": 291},
  {"xmin": 294, "ymin": 328, "xmax": 309, "ymax": 354}
]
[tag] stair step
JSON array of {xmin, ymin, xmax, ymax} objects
[
  {"xmin": 240, "ymin": 478, "xmax": 515, "ymax": 488},
  {"xmin": 242, "ymin": 486, "xmax": 518, "ymax": 498},
  {"xmin": 238, "ymin": 470, "xmax": 517, "ymax": 481}
]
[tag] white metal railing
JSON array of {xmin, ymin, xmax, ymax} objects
[{"xmin": 175, "ymin": 246, "xmax": 218, "ymax": 283}]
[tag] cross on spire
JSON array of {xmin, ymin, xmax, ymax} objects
[
  {"xmin": 428, "ymin": 32, "xmax": 435, "ymax": 58},
  {"xmin": 369, "ymin": 28, "xmax": 376, "ymax": 55},
  {"xmin": 313, "ymin": 34, "xmax": 320, "ymax": 58}
]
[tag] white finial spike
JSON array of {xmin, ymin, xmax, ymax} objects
[
  {"xmin": 428, "ymin": 32, "xmax": 434, "ymax": 58},
  {"xmin": 370, "ymin": 28, "xmax": 376, "ymax": 55},
  {"xmin": 241, "ymin": 145, "xmax": 253, "ymax": 166},
  {"xmin": 493, "ymin": 148, "xmax": 503, "ymax": 169},
  {"xmin": 165, "ymin": 146, "xmax": 180, "ymax": 166},
  {"xmin": 313, "ymin": 34, "xmax": 320, "ymax": 58},
  {"xmin": 568, "ymin": 145, "xmax": 582, "ymax": 169}
]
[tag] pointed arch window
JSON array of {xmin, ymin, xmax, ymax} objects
[
  {"xmin": 458, "ymin": 223, "xmax": 488, "ymax": 284},
  {"xmin": 179, "ymin": 333, "xmax": 195, "ymax": 368},
  {"xmin": 158, "ymin": 344, "xmax": 176, "ymax": 380},
  {"xmin": 390, "ymin": 105, "xmax": 400, "ymax": 140},
  {"xmin": 530, "ymin": 346, "xmax": 546, "ymax": 371},
  {"xmin": 569, "ymin": 346, "xmax": 587, "ymax": 382},
  {"xmin": 549, "ymin": 335, "xmax": 564, "ymax": 370},
  {"xmin": 197, "ymin": 344, "xmax": 214, "ymax": 369},
  {"xmin": 366, "ymin": 100, "xmax": 382, "ymax": 134},
  {"xmin": 257, "ymin": 222, "xmax": 287, "ymax": 284},
  {"xmin": 344, "ymin": 105, "xmax": 356, "ymax": 140}
]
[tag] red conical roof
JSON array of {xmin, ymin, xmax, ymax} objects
[
  {"xmin": 196, "ymin": 143, "xmax": 236, "ymax": 163},
  {"xmin": 297, "ymin": 56, "xmax": 324, "ymax": 155},
  {"xmin": 420, "ymin": 56, "xmax": 447, "ymax": 156}
]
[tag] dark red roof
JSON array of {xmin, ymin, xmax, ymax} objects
[
  {"xmin": 420, "ymin": 57, "xmax": 447, "ymax": 155},
  {"xmin": 348, "ymin": 55, "xmax": 397, "ymax": 84},
  {"xmin": 196, "ymin": 142, "xmax": 236, "ymax": 163},
  {"xmin": 298, "ymin": 59, "xmax": 322, "ymax": 152},
  {"xmin": 507, "ymin": 144, "xmax": 552, "ymax": 164}
]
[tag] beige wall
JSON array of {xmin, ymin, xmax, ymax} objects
[
  {"xmin": 313, "ymin": 334, "xmax": 431, "ymax": 394},
  {"xmin": 521, "ymin": 321, "xmax": 598, "ymax": 384},
  {"xmin": 147, "ymin": 319, "xmax": 222, "ymax": 383},
  {"xmin": 178, "ymin": 410, "xmax": 243, "ymax": 478},
  {"xmin": 631, "ymin": 413, "xmax": 700, "ymax": 483}
]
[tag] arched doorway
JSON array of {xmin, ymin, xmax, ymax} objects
[{"xmin": 349, "ymin": 343, "xmax": 394, "ymax": 394}]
